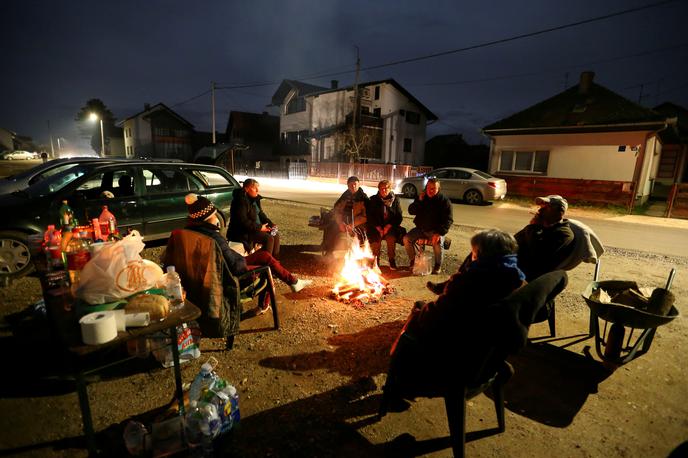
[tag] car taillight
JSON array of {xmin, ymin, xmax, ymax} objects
[{"xmin": 488, "ymin": 182, "xmax": 497, "ymax": 189}]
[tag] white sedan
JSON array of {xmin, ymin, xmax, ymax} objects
[{"xmin": 5, "ymin": 150, "xmax": 38, "ymax": 160}]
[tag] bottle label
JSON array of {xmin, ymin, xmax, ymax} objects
[{"xmin": 67, "ymin": 250, "xmax": 91, "ymax": 270}]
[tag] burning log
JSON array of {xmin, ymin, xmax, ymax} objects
[{"xmin": 331, "ymin": 237, "xmax": 393, "ymax": 305}]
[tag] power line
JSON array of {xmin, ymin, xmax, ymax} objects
[{"xmin": 170, "ymin": 89, "xmax": 211, "ymax": 108}]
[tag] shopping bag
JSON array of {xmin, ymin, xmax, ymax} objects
[{"xmin": 77, "ymin": 230, "xmax": 164, "ymax": 304}]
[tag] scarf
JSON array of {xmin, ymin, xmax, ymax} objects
[
  {"xmin": 467, "ymin": 253, "xmax": 526, "ymax": 282},
  {"xmin": 381, "ymin": 191, "xmax": 395, "ymax": 207}
]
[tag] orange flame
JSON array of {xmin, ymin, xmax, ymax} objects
[{"xmin": 332, "ymin": 237, "xmax": 388, "ymax": 303}]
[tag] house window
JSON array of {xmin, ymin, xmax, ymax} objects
[
  {"xmin": 499, "ymin": 150, "xmax": 549, "ymax": 173},
  {"xmin": 361, "ymin": 106, "xmax": 370, "ymax": 115},
  {"xmin": 374, "ymin": 86, "xmax": 380, "ymax": 100},
  {"xmin": 403, "ymin": 138, "xmax": 413, "ymax": 153},
  {"xmin": 286, "ymin": 96, "xmax": 306, "ymax": 114},
  {"xmin": 174, "ymin": 129, "xmax": 187, "ymax": 138},
  {"xmin": 373, "ymin": 107, "xmax": 381, "ymax": 117},
  {"xmin": 154, "ymin": 127, "xmax": 169, "ymax": 136},
  {"xmin": 405, "ymin": 111, "xmax": 420, "ymax": 125}
]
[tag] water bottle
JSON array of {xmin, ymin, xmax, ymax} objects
[
  {"xmin": 185, "ymin": 401, "xmax": 220, "ymax": 457},
  {"xmin": 226, "ymin": 384, "xmax": 240, "ymax": 425},
  {"xmin": 189, "ymin": 363, "xmax": 218, "ymax": 404},
  {"xmin": 269, "ymin": 225, "xmax": 278, "ymax": 237},
  {"xmin": 165, "ymin": 266, "xmax": 184, "ymax": 310}
]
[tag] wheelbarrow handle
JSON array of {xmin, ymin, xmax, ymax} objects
[{"xmin": 665, "ymin": 268, "xmax": 676, "ymax": 291}]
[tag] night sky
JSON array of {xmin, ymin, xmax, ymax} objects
[{"xmin": 3, "ymin": 0, "xmax": 687, "ymax": 153}]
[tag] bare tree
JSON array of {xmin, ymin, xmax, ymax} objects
[{"xmin": 335, "ymin": 126, "xmax": 375, "ymax": 163}]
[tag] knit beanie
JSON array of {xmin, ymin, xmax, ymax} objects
[{"xmin": 185, "ymin": 193, "xmax": 217, "ymax": 222}]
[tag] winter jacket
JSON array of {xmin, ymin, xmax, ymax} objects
[
  {"xmin": 515, "ymin": 220, "xmax": 574, "ymax": 281},
  {"xmin": 407, "ymin": 192, "xmax": 453, "ymax": 235},
  {"xmin": 186, "ymin": 220, "xmax": 248, "ymax": 278},
  {"xmin": 227, "ymin": 188, "xmax": 274, "ymax": 247},
  {"xmin": 333, "ymin": 188, "xmax": 369, "ymax": 228}
]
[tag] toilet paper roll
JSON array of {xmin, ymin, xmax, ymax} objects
[
  {"xmin": 79, "ymin": 311, "xmax": 118, "ymax": 345},
  {"xmin": 125, "ymin": 312, "xmax": 151, "ymax": 327},
  {"xmin": 112, "ymin": 310, "xmax": 126, "ymax": 332}
]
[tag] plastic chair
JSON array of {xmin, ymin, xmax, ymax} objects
[
  {"xmin": 380, "ymin": 271, "xmax": 569, "ymax": 457},
  {"xmin": 163, "ymin": 229, "xmax": 279, "ymax": 348}
]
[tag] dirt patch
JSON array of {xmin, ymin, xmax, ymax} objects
[{"xmin": 1, "ymin": 200, "xmax": 686, "ymax": 457}]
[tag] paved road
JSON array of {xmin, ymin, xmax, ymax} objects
[{"xmin": 244, "ymin": 176, "xmax": 688, "ymax": 258}]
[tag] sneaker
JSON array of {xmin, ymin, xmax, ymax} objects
[
  {"xmin": 389, "ymin": 259, "xmax": 397, "ymax": 270},
  {"xmin": 290, "ymin": 278, "xmax": 313, "ymax": 293},
  {"xmin": 256, "ymin": 304, "xmax": 272, "ymax": 316},
  {"xmin": 431, "ymin": 265, "xmax": 442, "ymax": 275},
  {"xmin": 426, "ymin": 281, "xmax": 445, "ymax": 295}
]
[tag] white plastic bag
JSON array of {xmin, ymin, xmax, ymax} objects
[
  {"xmin": 412, "ymin": 251, "xmax": 432, "ymax": 276},
  {"xmin": 77, "ymin": 230, "xmax": 164, "ymax": 304}
]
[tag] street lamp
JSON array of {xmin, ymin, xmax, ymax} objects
[{"xmin": 89, "ymin": 112, "xmax": 106, "ymax": 158}]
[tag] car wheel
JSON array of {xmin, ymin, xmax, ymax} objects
[
  {"xmin": 0, "ymin": 231, "xmax": 34, "ymax": 278},
  {"xmin": 464, "ymin": 189, "xmax": 483, "ymax": 205},
  {"xmin": 402, "ymin": 184, "xmax": 418, "ymax": 198}
]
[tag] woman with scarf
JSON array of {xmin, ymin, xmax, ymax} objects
[
  {"xmin": 367, "ymin": 180, "xmax": 404, "ymax": 269},
  {"xmin": 381, "ymin": 229, "xmax": 526, "ymax": 404}
]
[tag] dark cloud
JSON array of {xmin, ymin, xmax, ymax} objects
[{"xmin": 2, "ymin": 0, "xmax": 687, "ymax": 152}]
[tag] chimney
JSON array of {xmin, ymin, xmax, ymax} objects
[
  {"xmin": 578, "ymin": 71, "xmax": 595, "ymax": 95},
  {"xmin": 144, "ymin": 103, "xmax": 151, "ymax": 111},
  {"xmin": 331, "ymin": 80, "xmax": 339, "ymax": 89}
]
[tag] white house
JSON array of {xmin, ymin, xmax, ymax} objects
[
  {"xmin": 482, "ymin": 72, "xmax": 675, "ymax": 208},
  {"xmin": 119, "ymin": 103, "xmax": 194, "ymax": 160},
  {"xmin": 271, "ymin": 79, "xmax": 437, "ymax": 166}
]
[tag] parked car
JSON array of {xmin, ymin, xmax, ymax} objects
[
  {"xmin": 4, "ymin": 150, "xmax": 38, "ymax": 160},
  {"xmin": 0, "ymin": 157, "xmax": 121, "ymax": 195},
  {"xmin": 0, "ymin": 161, "xmax": 240, "ymax": 279},
  {"xmin": 395, "ymin": 167, "xmax": 507, "ymax": 205}
]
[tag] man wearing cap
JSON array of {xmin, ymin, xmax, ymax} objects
[
  {"xmin": 183, "ymin": 194, "xmax": 311, "ymax": 294},
  {"xmin": 228, "ymin": 178, "xmax": 280, "ymax": 258},
  {"xmin": 514, "ymin": 194, "xmax": 574, "ymax": 281},
  {"xmin": 322, "ymin": 176, "xmax": 369, "ymax": 256}
]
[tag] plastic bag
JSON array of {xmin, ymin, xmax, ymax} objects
[
  {"xmin": 77, "ymin": 230, "xmax": 164, "ymax": 304},
  {"xmin": 150, "ymin": 321, "xmax": 202, "ymax": 368},
  {"xmin": 412, "ymin": 251, "xmax": 432, "ymax": 276}
]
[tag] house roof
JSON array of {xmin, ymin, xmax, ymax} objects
[
  {"xmin": 118, "ymin": 103, "xmax": 194, "ymax": 128},
  {"xmin": 483, "ymin": 76, "xmax": 668, "ymax": 135},
  {"xmin": 312, "ymin": 78, "xmax": 438, "ymax": 121},
  {"xmin": 226, "ymin": 111, "xmax": 279, "ymax": 143},
  {"xmin": 654, "ymin": 102, "xmax": 688, "ymax": 143},
  {"xmin": 270, "ymin": 80, "xmax": 329, "ymax": 106}
]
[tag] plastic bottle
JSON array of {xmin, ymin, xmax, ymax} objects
[
  {"xmin": 189, "ymin": 363, "xmax": 218, "ymax": 404},
  {"xmin": 165, "ymin": 266, "xmax": 184, "ymax": 310},
  {"xmin": 45, "ymin": 226, "xmax": 64, "ymax": 270},
  {"xmin": 98, "ymin": 205, "xmax": 116, "ymax": 237},
  {"xmin": 185, "ymin": 401, "xmax": 220, "ymax": 457},
  {"xmin": 59, "ymin": 200, "xmax": 75, "ymax": 229},
  {"xmin": 65, "ymin": 229, "xmax": 91, "ymax": 287}
]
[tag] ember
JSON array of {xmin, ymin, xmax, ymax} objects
[{"xmin": 332, "ymin": 237, "xmax": 392, "ymax": 305}]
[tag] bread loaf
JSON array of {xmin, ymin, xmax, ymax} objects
[{"xmin": 126, "ymin": 294, "xmax": 169, "ymax": 321}]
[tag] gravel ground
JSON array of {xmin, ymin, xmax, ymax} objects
[{"xmin": 1, "ymin": 199, "xmax": 686, "ymax": 458}]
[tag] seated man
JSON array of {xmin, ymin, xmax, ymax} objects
[
  {"xmin": 403, "ymin": 178, "xmax": 453, "ymax": 274},
  {"xmin": 367, "ymin": 180, "xmax": 404, "ymax": 270},
  {"xmin": 427, "ymin": 194, "xmax": 576, "ymax": 295},
  {"xmin": 515, "ymin": 195, "xmax": 574, "ymax": 281},
  {"xmin": 322, "ymin": 176, "xmax": 369, "ymax": 257},
  {"xmin": 382, "ymin": 229, "xmax": 526, "ymax": 405},
  {"xmin": 184, "ymin": 194, "xmax": 311, "ymax": 307},
  {"xmin": 116, "ymin": 175, "xmax": 135, "ymax": 197},
  {"xmin": 228, "ymin": 178, "xmax": 280, "ymax": 258}
]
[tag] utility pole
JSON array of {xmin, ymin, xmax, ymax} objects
[
  {"xmin": 48, "ymin": 120, "xmax": 55, "ymax": 158},
  {"xmin": 351, "ymin": 46, "xmax": 360, "ymax": 164},
  {"xmin": 211, "ymin": 81, "xmax": 217, "ymax": 144}
]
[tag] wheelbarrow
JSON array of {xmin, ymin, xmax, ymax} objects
[{"xmin": 582, "ymin": 268, "xmax": 679, "ymax": 366}]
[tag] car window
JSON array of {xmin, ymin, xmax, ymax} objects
[
  {"xmin": 143, "ymin": 167, "xmax": 199, "ymax": 194},
  {"xmin": 456, "ymin": 170, "xmax": 472, "ymax": 180},
  {"xmin": 189, "ymin": 169, "xmax": 237, "ymax": 189},
  {"xmin": 473, "ymin": 170, "xmax": 494, "ymax": 180},
  {"xmin": 74, "ymin": 168, "xmax": 134, "ymax": 199},
  {"xmin": 29, "ymin": 164, "xmax": 77, "ymax": 185},
  {"xmin": 46, "ymin": 170, "xmax": 88, "ymax": 194},
  {"xmin": 431, "ymin": 169, "xmax": 449, "ymax": 179}
]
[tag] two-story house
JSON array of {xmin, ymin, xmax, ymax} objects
[
  {"xmin": 119, "ymin": 103, "xmax": 194, "ymax": 160},
  {"xmin": 271, "ymin": 78, "xmax": 437, "ymax": 166}
]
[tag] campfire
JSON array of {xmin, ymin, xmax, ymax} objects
[{"xmin": 332, "ymin": 237, "xmax": 392, "ymax": 306}]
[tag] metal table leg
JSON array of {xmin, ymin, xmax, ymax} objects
[
  {"xmin": 170, "ymin": 325, "xmax": 185, "ymax": 416},
  {"xmin": 75, "ymin": 368, "xmax": 98, "ymax": 455}
]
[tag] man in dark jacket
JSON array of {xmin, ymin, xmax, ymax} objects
[
  {"xmin": 367, "ymin": 179, "xmax": 403, "ymax": 269},
  {"xmin": 403, "ymin": 178, "xmax": 453, "ymax": 274},
  {"xmin": 227, "ymin": 178, "xmax": 280, "ymax": 258},
  {"xmin": 515, "ymin": 195, "xmax": 574, "ymax": 281},
  {"xmin": 322, "ymin": 176, "xmax": 369, "ymax": 257}
]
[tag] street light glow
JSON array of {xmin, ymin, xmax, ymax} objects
[{"xmin": 89, "ymin": 112, "xmax": 99, "ymax": 122}]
